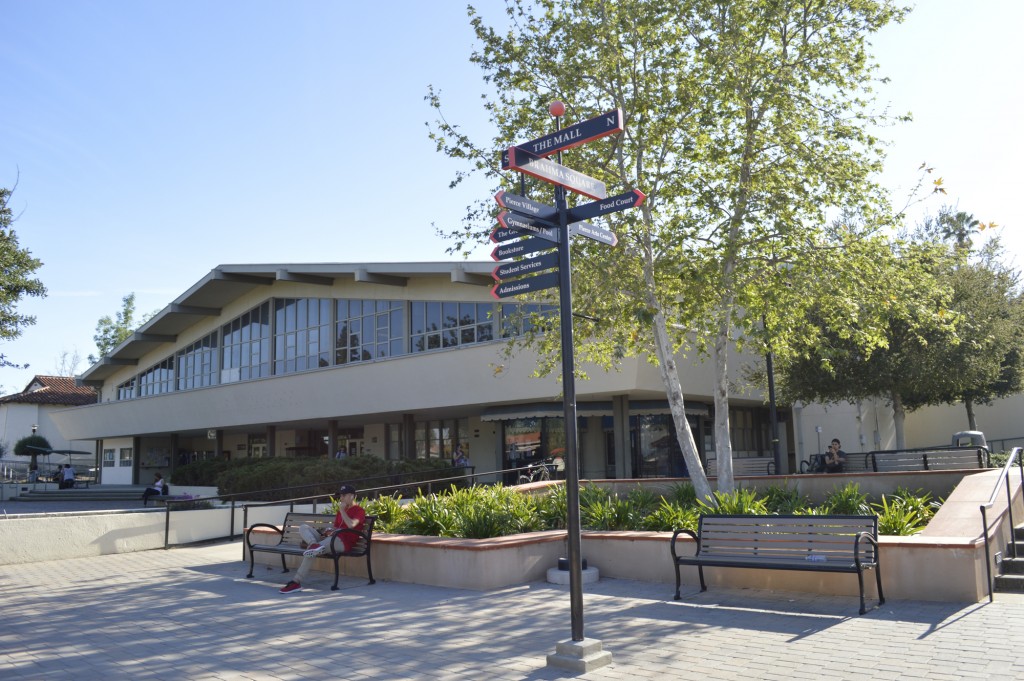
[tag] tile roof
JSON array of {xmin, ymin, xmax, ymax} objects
[{"xmin": 0, "ymin": 376, "xmax": 97, "ymax": 406}]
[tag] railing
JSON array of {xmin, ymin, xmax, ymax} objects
[
  {"xmin": 980, "ymin": 447, "xmax": 1024, "ymax": 602},
  {"xmin": 160, "ymin": 465, "xmax": 506, "ymax": 549},
  {"xmin": 987, "ymin": 436, "xmax": 1024, "ymax": 454},
  {"xmin": 160, "ymin": 462, "xmax": 582, "ymax": 549}
]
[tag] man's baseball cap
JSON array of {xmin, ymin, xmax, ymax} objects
[{"xmin": 338, "ymin": 484, "xmax": 357, "ymax": 495}]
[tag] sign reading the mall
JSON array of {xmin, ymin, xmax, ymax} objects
[{"xmin": 499, "ymin": 109, "xmax": 623, "ymax": 169}]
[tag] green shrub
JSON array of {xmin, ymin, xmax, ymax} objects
[
  {"xmin": 890, "ymin": 486, "xmax": 941, "ymax": 522},
  {"xmin": 873, "ymin": 495, "xmax": 928, "ymax": 535},
  {"xmin": 698, "ymin": 488, "xmax": 767, "ymax": 515},
  {"xmin": 390, "ymin": 490, "xmax": 460, "ymax": 537},
  {"xmin": 175, "ymin": 456, "xmax": 459, "ymax": 500},
  {"xmin": 665, "ymin": 482, "xmax": 698, "ymax": 508},
  {"xmin": 640, "ymin": 498, "xmax": 700, "ymax": 532},
  {"xmin": 761, "ymin": 484, "xmax": 810, "ymax": 514},
  {"xmin": 581, "ymin": 494, "xmax": 634, "ymax": 530},
  {"xmin": 625, "ymin": 485, "xmax": 661, "ymax": 518},
  {"xmin": 822, "ymin": 482, "xmax": 870, "ymax": 514},
  {"xmin": 362, "ymin": 494, "xmax": 407, "ymax": 532},
  {"xmin": 536, "ymin": 484, "xmax": 567, "ymax": 530}
]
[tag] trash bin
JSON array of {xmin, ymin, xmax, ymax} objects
[{"xmin": 952, "ymin": 431, "xmax": 986, "ymax": 448}]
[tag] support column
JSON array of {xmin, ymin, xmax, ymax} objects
[
  {"xmin": 266, "ymin": 425, "xmax": 276, "ymax": 458},
  {"xmin": 328, "ymin": 420, "xmax": 339, "ymax": 458},
  {"xmin": 403, "ymin": 414, "xmax": 416, "ymax": 460},
  {"xmin": 613, "ymin": 395, "xmax": 631, "ymax": 479}
]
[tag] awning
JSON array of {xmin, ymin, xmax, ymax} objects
[
  {"xmin": 480, "ymin": 402, "xmax": 613, "ymax": 422},
  {"xmin": 628, "ymin": 400, "xmax": 710, "ymax": 417}
]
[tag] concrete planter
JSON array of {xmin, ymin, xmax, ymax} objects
[{"xmin": 246, "ymin": 526, "xmax": 989, "ymax": 602}]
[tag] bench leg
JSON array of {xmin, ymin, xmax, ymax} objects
[
  {"xmin": 875, "ymin": 565, "xmax": 885, "ymax": 607},
  {"xmin": 366, "ymin": 553, "xmax": 375, "ymax": 586},
  {"xmin": 247, "ymin": 550, "xmax": 256, "ymax": 579},
  {"xmin": 280, "ymin": 555, "xmax": 290, "ymax": 574},
  {"xmin": 674, "ymin": 564, "xmax": 682, "ymax": 600},
  {"xmin": 331, "ymin": 557, "xmax": 340, "ymax": 591},
  {"xmin": 857, "ymin": 570, "xmax": 867, "ymax": 615},
  {"xmin": 698, "ymin": 565, "xmax": 707, "ymax": 592}
]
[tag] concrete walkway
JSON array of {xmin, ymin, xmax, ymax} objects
[{"xmin": 1, "ymin": 541, "xmax": 1022, "ymax": 680}]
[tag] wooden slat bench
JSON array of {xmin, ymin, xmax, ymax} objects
[
  {"xmin": 670, "ymin": 514, "xmax": 884, "ymax": 614},
  {"xmin": 245, "ymin": 511, "xmax": 377, "ymax": 591},
  {"xmin": 706, "ymin": 457, "xmax": 775, "ymax": 477},
  {"xmin": 870, "ymin": 448, "xmax": 988, "ymax": 472},
  {"xmin": 799, "ymin": 452, "xmax": 872, "ymax": 474}
]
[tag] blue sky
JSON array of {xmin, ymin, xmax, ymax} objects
[{"xmin": 2, "ymin": 1, "xmax": 1022, "ymax": 395}]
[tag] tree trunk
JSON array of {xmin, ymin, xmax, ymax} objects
[
  {"xmin": 964, "ymin": 398, "xmax": 977, "ymax": 431},
  {"xmin": 713, "ymin": 319, "xmax": 734, "ymax": 494},
  {"xmin": 891, "ymin": 392, "xmax": 906, "ymax": 450},
  {"xmin": 649, "ymin": 307, "xmax": 713, "ymax": 502}
]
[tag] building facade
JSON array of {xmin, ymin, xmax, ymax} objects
[
  {"xmin": 52, "ymin": 262, "xmax": 790, "ymax": 486},
  {"xmin": 0, "ymin": 376, "xmax": 98, "ymax": 477}
]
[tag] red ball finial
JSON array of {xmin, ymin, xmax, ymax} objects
[{"xmin": 549, "ymin": 100, "xmax": 565, "ymax": 117}]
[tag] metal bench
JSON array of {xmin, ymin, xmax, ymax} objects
[
  {"xmin": 245, "ymin": 511, "xmax": 377, "ymax": 591},
  {"xmin": 869, "ymin": 447, "xmax": 988, "ymax": 472},
  {"xmin": 670, "ymin": 514, "xmax": 884, "ymax": 614},
  {"xmin": 706, "ymin": 457, "xmax": 775, "ymax": 477}
]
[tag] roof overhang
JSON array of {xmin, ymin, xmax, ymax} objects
[{"xmin": 77, "ymin": 262, "xmax": 495, "ymax": 384}]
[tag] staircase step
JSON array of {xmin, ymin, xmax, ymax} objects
[
  {"xmin": 12, "ymin": 486, "xmax": 154, "ymax": 502},
  {"xmin": 994, "ymin": 574, "xmax": 1024, "ymax": 592},
  {"xmin": 999, "ymin": 557, "xmax": 1024, "ymax": 575}
]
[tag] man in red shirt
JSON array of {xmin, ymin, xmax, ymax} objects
[{"xmin": 280, "ymin": 485, "xmax": 366, "ymax": 594}]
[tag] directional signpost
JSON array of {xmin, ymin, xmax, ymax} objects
[
  {"xmin": 570, "ymin": 221, "xmax": 617, "ymax": 247},
  {"xmin": 566, "ymin": 188, "xmax": 646, "ymax": 223},
  {"xmin": 495, "ymin": 190, "xmax": 557, "ymax": 222},
  {"xmin": 498, "ymin": 211, "xmax": 560, "ymax": 243},
  {"xmin": 490, "ymin": 270, "xmax": 560, "ymax": 300},
  {"xmin": 492, "ymin": 251, "xmax": 560, "ymax": 282},
  {"xmin": 506, "ymin": 146, "xmax": 607, "ymax": 200},
  {"xmin": 489, "ymin": 103, "xmax": 644, "ymax": 672},
  {"xmin": 490, "ymin": 235, "xmax": 557, "ymax": 261},
  {"xmin": 500, "ymin": 108, "xmax": 623, "ymax": 169}
]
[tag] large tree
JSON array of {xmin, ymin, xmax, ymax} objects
[
  {"xmin": 430, "ymin": 0, "xmax": 910, "ymax": 498},
  {"xmin": 89, "ymin": 293, "xmax": 140, "ymax": 363},
  {"xmin": 776, "ymin": 209, "xmax": 1023, "ymax": 448},
  {"xmin": 910, "ymin": 211, "xmax": 1024, "ymax": 431},
  {"xmin": 0, "ymin": 182, "xmax": 47, "ymax": 369}
]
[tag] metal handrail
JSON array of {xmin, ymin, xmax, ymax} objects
[
  {"xmin": 161, "ymin": 464, "xmax": 528, "ymax": 549},
  {"xmin": 980, "ymin": 447, "xmax": 1024, "ymax": 601}
]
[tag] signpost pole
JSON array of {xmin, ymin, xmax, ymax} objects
[{"xmin": 551, "ymin": 111, "xmax": 585, "ymax": 644}]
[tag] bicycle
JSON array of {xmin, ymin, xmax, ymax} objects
[{"xmin": 517, "ymin": 461, "xmax": 552, "ymax": 485}]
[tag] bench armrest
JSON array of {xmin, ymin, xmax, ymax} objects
[
  {"xmin": 245, "ymin": 523, "xmax": 284, "ymax": 548},
  {"xmin": 853, "ymin": 531, "xmax": 880, "ymax": 569},
  {"xmin": 326, "ymin": 516, "xmax": 376, "ymax": 554},
  {"xmin": 670, "ymin": 528, "xmax": 698, "ymax": 559}
]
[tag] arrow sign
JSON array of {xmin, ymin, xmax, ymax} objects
[
  {"xmin": 570, "ymin": 222, "xmax": 618, "ymax": 247},
  {"xmin": 566, "ymin": 189, "xmax": 646, "ymax": 223},
  {"xmin": 494, "ymin": 190, "xmax": 558, "ymax": 222},
  {"xmin": 500, "ymin": 109, "xmax": 624, "ymax": 169},
  {"xmin": 498, "ymin": 211, "xmax": 560, "ymax": 243},
  {"xmin": 491, "ymin": 271, "xmax": 560, "ymax": 300},
  {"xmin": 507, "ymin": 146, "xmax": 607, "ymax": 200},
  {"xmin": 491, "ymin": 236, "xmax": 557, "ymax": 261},
  {"xmin": 493, "ymin": 252, "xmax": 560, "ymax": 281}
]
